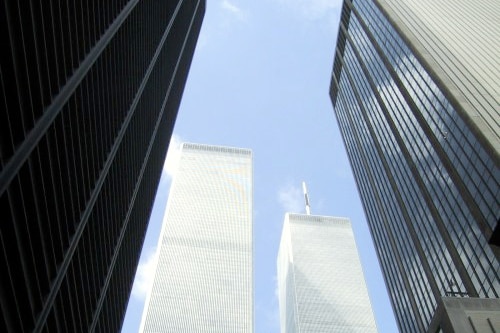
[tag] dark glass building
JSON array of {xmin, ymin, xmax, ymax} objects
[
  {"xmin": 330, "ymin": 0, "xmax": 499, "ymax": 332},
  {"xmin": 0, "ymin": 1, "xmax": 204, "ymax": 332}
]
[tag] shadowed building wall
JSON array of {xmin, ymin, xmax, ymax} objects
[
  {"xmin": 330, "ymin": 0, "xmax": 499, "ymax": 332},
  {"xmin": 0, "ymin": 1, "xmax": 205, "ymax": 331}
]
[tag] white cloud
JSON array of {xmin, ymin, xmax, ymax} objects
[
  {"xmin": 131, "ymin": 248, "xmax": 157, "ymax": 300},
  {"xmin": 163, "ymin": 134, "xmax": 182, "ymax": 179},
  {"xmin": 221, "ymin": 0, "xmax": 246, "ymax": 21},
  {"xmin": 221, "ymin": 0, "xmax": 241, "ymax": 14},
  {"xmin": 272, "ymin": 275, "xmax": 281, "ymax": 326},
  {"xmin": 274, "ymin": 273, "xmax": 280, "ymax": 298},
  {"xmin": 278, "ymin": 183, "xmax": 304, "ymax": 213},
  {"xmin": 278, "ymin": 0, "xmax": 342, "ymax": 20}
]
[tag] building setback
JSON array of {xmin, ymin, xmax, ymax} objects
[
  {"xmin": 277, "ymin": 213, "xmax": 377, "ymax": 333},
  {"xmin": 0, "ymin": 1, "xmax": 205, "ymax": 332},
  {"xmin": 329, "ymin": 0, "xmax": 499, "ymax": 332},
  {"xmin": 139, "ymin": 143, "xmax": 253, "ymax": 332}
]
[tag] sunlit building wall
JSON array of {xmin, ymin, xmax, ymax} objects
[
  {"xmin": 277, "ymin": 213, "xmax": 377, "ymax": 332},
  {"xmin": 329, "ymin": 0, "xmax": 499, "ymax": 332},
  {"xmin": 139, "ymin": 143, "xmax": 253, "ymax": 332}
]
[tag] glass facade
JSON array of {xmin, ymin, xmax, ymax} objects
[
  {"xmin": 330, "ymin": 0, "xmax": 499, "ymax": 332},
  {"xmin": 277, "ymin": 214, "xmax": 377, "ymax": 332},
  {"xmin": 139, "ymin": 143, "xmax": 253, "ymax": 332},
  {"xmin": 0, "ymin": 1, "xmax": 205, "ymax": 332}
]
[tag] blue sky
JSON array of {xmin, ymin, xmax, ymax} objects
[{"xmin": 122, "ymin": 0, "xmax": 398, "ymax": 332}]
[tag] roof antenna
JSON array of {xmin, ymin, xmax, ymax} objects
[{"xmin": 302, "ymin": 181, "xmax": 311, "ymax": 215}]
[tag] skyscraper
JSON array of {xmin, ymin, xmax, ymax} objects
[
  {"xmin": 139, "ymin": 143, "xmax": 253, "ymax": 332},
  {"xmin": 329, "ymin": 0, "xmax": 499, "ymax": 332},
  {"xmin": 277, "ymin": 213, "xmax": 377, "ymax": 332},
  {"xmin": 0, "ymin": 1, "xmax": 205, "ymax": 332}
]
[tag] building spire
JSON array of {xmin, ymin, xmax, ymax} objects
[{"xmin": 302, "ymin": 181, "xmax": 311, "ymax": 215}]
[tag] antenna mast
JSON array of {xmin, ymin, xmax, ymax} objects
[{"xmin": 302, "ymin": 181, "xmax": 311, "ymax": 215}]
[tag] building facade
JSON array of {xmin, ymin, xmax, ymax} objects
[
  {"xmin": 277, "ymin": 213, "xmax": 377, "ymax": 333},
  {"xmin": 139, "ymin": 143, "xmax": 253, "ymax": 332},
  {"xmin": 330, "ymin": 0, "xmax": 499, "ymax": 332},
  {"xmin": 0, "ymin": 1, "xmax": 205, "ymax": 332},
  {"xmin": 430, "ymin": 297, "xmax": 500, "ymax": 333}
]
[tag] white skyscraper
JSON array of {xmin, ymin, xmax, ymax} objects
[
  {"xmin": 277, "ymin": 212, "xmax": 377, "ymax": 332},
  {"xmin": 139, "ymin": 143, "xmax": 253, "ymax": 332}
]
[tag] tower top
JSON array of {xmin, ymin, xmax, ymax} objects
[{"xmin": 302, "ymin": 181, "xmax": 311, "ymax": 215}]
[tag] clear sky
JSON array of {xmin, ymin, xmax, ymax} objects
[{"xmin": 122, "ymin": 0, "xmax": 399, "ymax": 332}]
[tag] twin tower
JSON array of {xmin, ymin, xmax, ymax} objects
[{"xmin": 139, "ymin": 143, "xmax": 377, "ymax": 332}]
